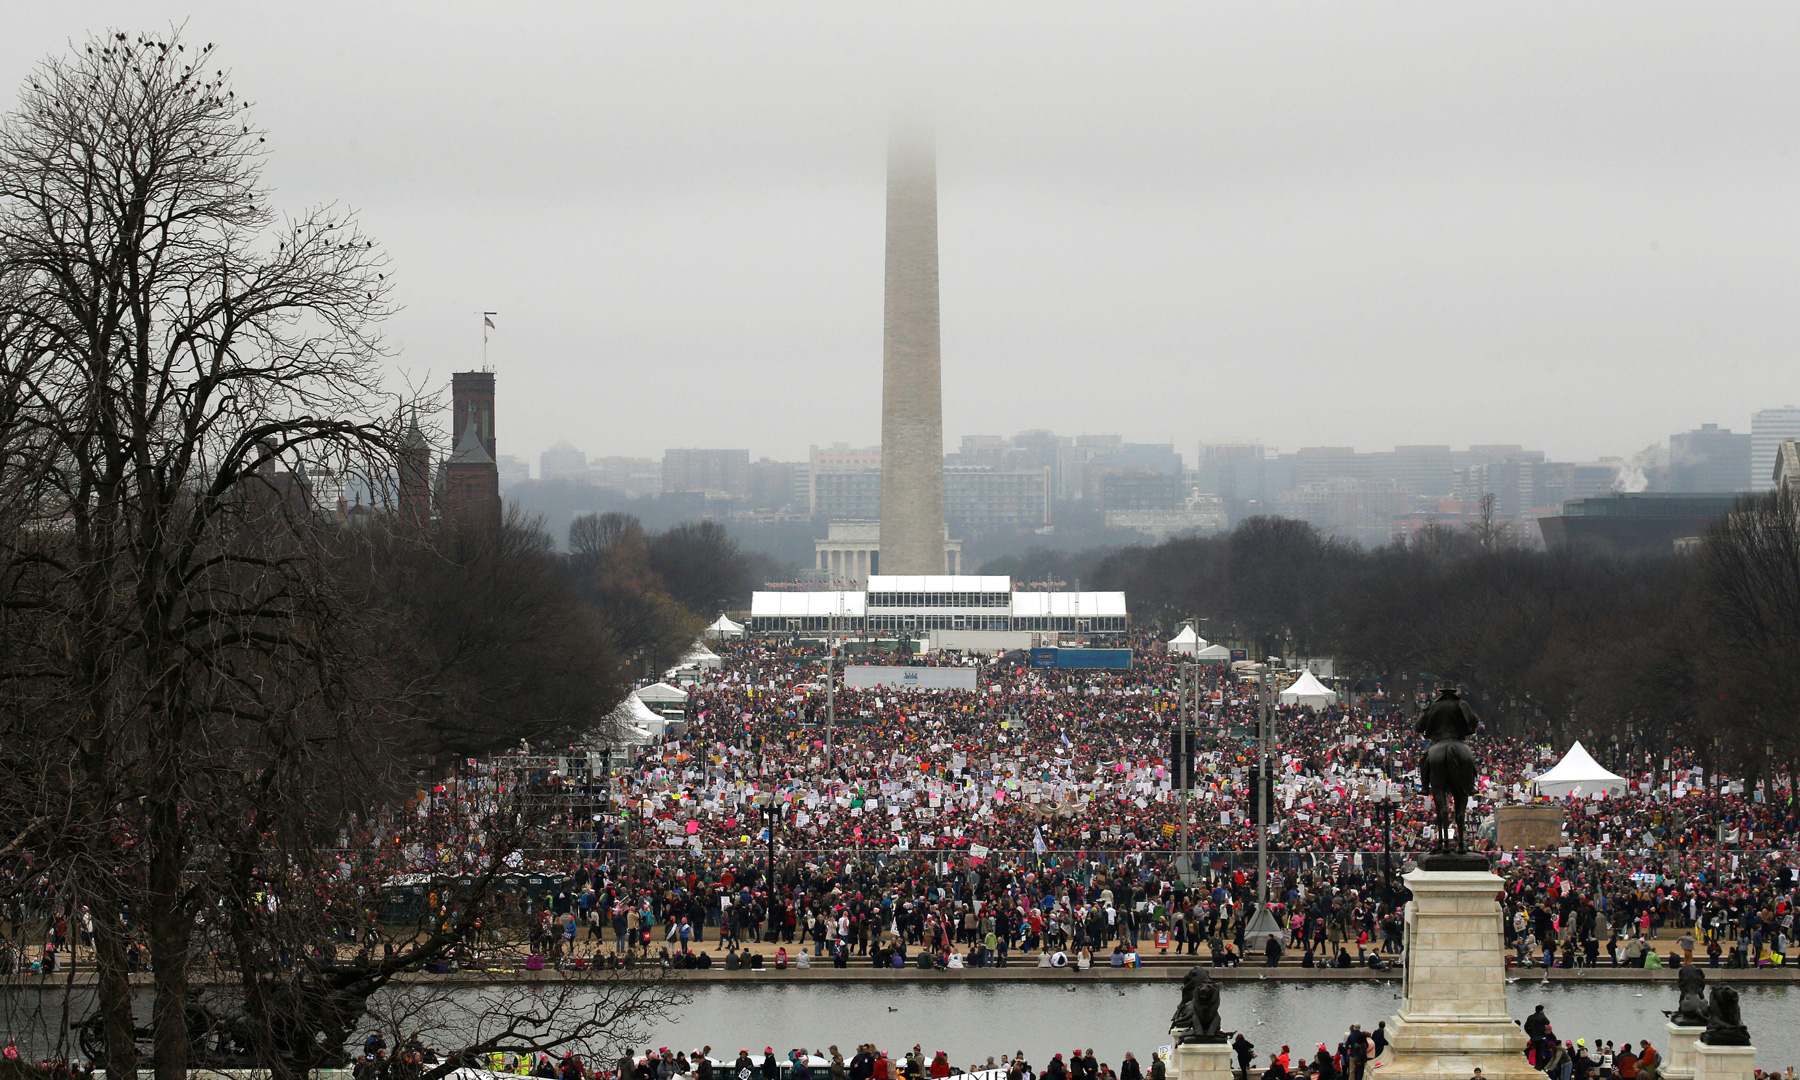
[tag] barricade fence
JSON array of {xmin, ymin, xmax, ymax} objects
[
  {"xmin": 273, "ymin": 847, "xmax": 1799, "ymax": 951},
  {"xmin": 352, "ymin": 845, "xmax": 1800, "ymax": 883}
]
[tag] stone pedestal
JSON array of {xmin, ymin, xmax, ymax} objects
[
  {"xmin": 1662, "ymin": 1023, "xmax": 1705, "ymax": 1080},
  {"xmin": 1375, "ymin": 868, "xmax": 1538, "ymax": 1080},
  {"xmin": 1169, "ymin": 1042, "xmax": 1234, "ymax": 1080},
  {"xmin": 1693, "ymin": 1043, "xmax": 1757, "ymax": 1080}
]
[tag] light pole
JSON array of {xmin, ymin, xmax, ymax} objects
[
  {"xmin": 824, "ymin": 641, "xmax": 836, "ymax": 765},
  {"xmin": 1175, "ymin": 664, "xmax": 1193, "ymax": 880},
  {"xmin": 755, "ymin": 792, "xmax": 781, "ymax": 921},
  {"xmin": 1257, "ymin": 662, "xmax": 1271, "ymax": 908},
  {"xmin": 1766, "ymin": 740, "xmax": 1776, "ymax": 807},
  {"xmin": 1372, "ymin": 780, "xmax": 1402, "ymax": 911},
  {"xmin": 1242, "ymin": 660, "xmax": 1286, "ymax": 952}
]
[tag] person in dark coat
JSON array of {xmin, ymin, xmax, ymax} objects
[
  {"xmin": 1524, "ymin": 1007, "xmax": 1550, "ymax": 1043},
  {"xmin": 1312, "ymin": 1047, "xmax": 1336, "ymax": 1080},
  {"xmin": 1234, "ymin": 1036, "xmax": 1256, "ymax": 1080},
  {"xmin": 850, "ymin": 1047, "xmax": 874, "ymax": 1080}
]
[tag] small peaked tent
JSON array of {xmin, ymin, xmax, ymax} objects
[
  {"xmin": 676, "ymin": 642, "xmax": 723, "ymax": 670},
  {"xmin": 633, "ymin": 681, "xmax": 688, "ymax": 705},
  {"xmin": 1277, "ymin": 670, "xmax": 1338, "ymax": 708},
  {"xmin": 603, "ymin": 693, "xmax": 665, "ymax": 745},
  {"xmin": 1530, "ymin": 741, "xmax": 1629, "ymax": 797},
  {"xmin": 1193, "ymin": 643, "xmax": 1232, "ymax": 664},
  {"xmin": 1168, "ymin": 626, "xmax": 1210, "ymax": 655},
  {"xmin": 705, "ymin": 615, "xmax": 745, "ymax": 640}
]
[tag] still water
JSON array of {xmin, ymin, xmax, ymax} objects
[
  {"xmin": 1, "ymin": 981, "xmax": 1793, "ymax": 1071},
  {"xmin": 656, "ymin": 982, "xmax": 1800, "ymax": 1072}
]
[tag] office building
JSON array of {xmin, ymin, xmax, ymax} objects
[
  {"xmin": 662, "ymin": 448, "xmax": 749, "ymax": 496},
  {"xmin": 1751, "ymin": 408, "xmax": 1800, "ymax": 492},
  {"xmin": 1538, "ymin": 492, "xmax": 1739, "ymax": 555},
  {"xmin": 944, "ymin": 466, "xmax": 1051, "ymax": 530},
  {"xmin": 495, "ymin": 454, "xmax": 530, "ymax": 487},
  {"xmin": 813, "ymin": 467, "xmax": 882, "ymax": 522},
  {"xmin": 1668, "ymin": 424, "xmax": 1751, "ymax": 492},
  {"xmin": 539, "ymin": 441, "xmax": 587, "ymax": 482},
  {"xmin": 744, "ymin": 458, "xmax": 799, "ymax": 512}
]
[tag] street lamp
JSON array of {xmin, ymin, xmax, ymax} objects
[
  {"xmin": 1371, "ymin": 780, "xmax": 1403, "ymax": 911},
  {"xmin": 824, "ymin": 639, "xmax": 838, "ymax": 767},
  {"xmin": 1241, "ymin": 660, "xmax": 1287, "ymax": 953},
  {"xmin": 754, "ymin": 792, "xmax": 781, "ymax": 905},
  {"xmin": 1174, "ymin": 663, "xmax": 1194, "ymax": 881},
  {"xmin": 1766, "ymin": 740, "xmax": 1776, "ymax": 806}
]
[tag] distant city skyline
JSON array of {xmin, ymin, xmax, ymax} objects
[
  {"xmin": 9, "ymin": 4, "xmax": 1800, "ymax": 470},
  {"xmin": 501, "ymin": 411, "xmax": 1788, "ymax": 483},
  {"xmin": 494, "ymin": 413, "xmax": 1791, "ymax": 554}
]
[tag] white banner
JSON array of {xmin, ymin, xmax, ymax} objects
[{"xmin": 843, "ymin": 666, "xmax": 979, "ymax": 691}]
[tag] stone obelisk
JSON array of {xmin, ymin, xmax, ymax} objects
[{"xmin": 878, "ymin": 127, "xmax": 946, "ymax": 576}]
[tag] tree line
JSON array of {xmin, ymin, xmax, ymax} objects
[
  {"xmin": 0, "ymin": 32, "xmax": 703, "ymax": 1080},
  {"xmin": 1088, "ymin": 505, "xmax": 1800, "ymax": 797}
]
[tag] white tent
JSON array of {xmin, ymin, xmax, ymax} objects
[
  {"xmin": 1168, "ymin": 625, "xmax": 1211, "ymax": 655},
  {"xmin": 676, "ymin": 642, "xmax": 723, "ymax": 670},
  {"xmin": 603, "ymin": 693, "xmax": 664, "ymax": 744},
  {"xmin": 1193, "ymin": 643, "xmax": 1232, "ymax": 664},
  {"xmin": 633, "ymin": 681, "xmax": 689, "ymax": 705},
  {"xmin": 1277, "ymin": 670, "xmax": 1339, "ymax": 708},
  {"xmin": 1530, "ymin": 741, "xmax": 1629, "ymax": 797},
  {"xmin": 705, "ymin": 614, "xmax": 745, "ymax": 640}
]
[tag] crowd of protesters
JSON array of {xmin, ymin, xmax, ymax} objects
[
  {"xmin": 309, "ymin": 626, "xmax": 1798, "ymax": 978},
  {"xmin": 8, "ymin": 632, "xmax": 1800, "ymax": 1077}
]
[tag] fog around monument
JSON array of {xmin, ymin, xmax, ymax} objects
[{"xmin": 6, "ymin": 2, "xmax": 1798, "ymax": 465}]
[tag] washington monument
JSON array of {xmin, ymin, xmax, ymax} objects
[{"xmin": 879, "ymin": 127, "xmax": 947, "ymax": 575}]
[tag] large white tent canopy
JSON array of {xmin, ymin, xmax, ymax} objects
[
  {"xmin": 1193, "ymin": 643, "xmax": 1232, "ymax": 663},
  {"xmin": 633, "ymin": 681, "xmax": 688, "ymax": 705},
  {"xmin": 1530, "ymin": 741, "xmax": 1629, "ymax": 797},
  {"xmin": 1278, "ymin": 670, "xmax": 1339, "ymax": 708}
]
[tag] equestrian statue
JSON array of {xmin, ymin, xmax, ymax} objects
[{"xmin": 1414, "ymin": 686, "xmax": 1480, "ymax": 858}]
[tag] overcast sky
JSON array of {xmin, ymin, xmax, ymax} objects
[{"xmin": 6, "ymin": 3, "xmax": 1800, "ymax": 467}]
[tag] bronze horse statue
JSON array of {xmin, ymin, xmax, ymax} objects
[{"xmin": 1414, "ymin": 687, "xmax": 1479, "ymax": 854}]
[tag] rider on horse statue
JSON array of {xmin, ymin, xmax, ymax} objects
[{"xmin": 1414, "ymin": 686, "xmax": 1481, "ymax": 854}]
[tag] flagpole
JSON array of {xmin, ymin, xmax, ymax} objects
[{"xmin": 480, "ymin": 311, "xmax": 498, "ymax": 370}]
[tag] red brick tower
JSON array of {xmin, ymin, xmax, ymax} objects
[{"xmin": 443, "ymin": 371, "xmax": 500, "ymax": 531}]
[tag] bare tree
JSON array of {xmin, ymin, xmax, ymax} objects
[
  {"xmin": 569, "ymin": 513, "xmax": 701, "ymax": 677},
  {"xmin": 0, "ymin": 31, "xmax": 686, "ymax": 1080},
  {"xmin": 1466, "ymin": 493, "xmax": 1515, "ymax": 551},
  {"xmin": 0, "ymin": 30, "xmax": 393, "ymax": 1080},
  {"xmin": 1698, "ymin": 489, "xmax": 1800, "ymax": 777}
]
